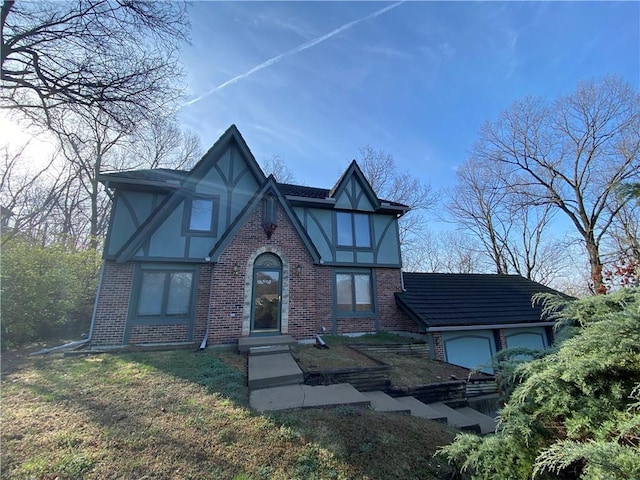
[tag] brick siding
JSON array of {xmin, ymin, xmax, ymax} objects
[
  {"xmin": 92, "ymin": 203, "xmax": 414, "ymax": 347},
  {"xmin": 91, "ymin": 261, "xmax": 133, "ymax": 346},
  {"xmin": 431, "ymin": 332, "xmax": 445, "ymax": 361}
]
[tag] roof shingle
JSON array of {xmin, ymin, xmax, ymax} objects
[{"xmin": 396, "ymin": 273, "xmax": 565, "ymax": 328}]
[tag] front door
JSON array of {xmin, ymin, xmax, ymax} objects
[{"xmin": 251, "ymin": 254, "xmax": 282, "ymax": 333}]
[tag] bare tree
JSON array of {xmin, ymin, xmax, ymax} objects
[
  {"xmin": 261, "ymin": 154, "xmax": 296, "ymax": 184},
  {"xmin": 131, "ymin": 115, "xmax": 202, "ymax": 171},
  {"xmin": 602, "ymin": 199, "xmax": 640, "ymax": 288},
  {"xmin": 447, "ymin": 158, "xmax": 511, "ymax": 274},
  {"xmin": 446, "ymin": 157, "xmax": 567, "ymax": 284},
  {"xmin": 472, "ymin": 76, "xmax": 640, "ymax": 293},
  {"xmin": 357, "ymin": 146, "xmax": 437, "ymax": 268},
  {"xmin": 401, "ymin": 229, "xmax": 441, "ymax": 272},
  {"xmin": 0, "ymin": 143, "xmax": 66, "ymax": 244},
  {"xmin": 436, "ymin": 231, "xmax": 486, "ymax": 274},
  {"xmin": 47, "ymin": 109, "xmax": 202, "ymax": 248},
  {"xmin": 1, "ymin": 0, "xmax": 189, "ymax": 129}
]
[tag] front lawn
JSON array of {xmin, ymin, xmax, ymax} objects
[{"xmin": 1, "ymin": 348, "xmax": 456, "ymax": 479}]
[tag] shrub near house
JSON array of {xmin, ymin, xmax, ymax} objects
[{"xmin": 438, "ymin": 288, "xmax": 640, "ymax": 480}]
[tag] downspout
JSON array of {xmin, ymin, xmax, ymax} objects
[
  {"xmin": 199, "ymin": 260, "xmax": 214, "ymax": 350},
  {"xmin": 400, "ymin": 269, "xmax": 406, "ymax": 292},
  {"xmin": 87, "ymin": 261, "xmax": 106, "ymax": 343}
]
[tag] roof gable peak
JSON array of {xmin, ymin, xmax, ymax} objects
[{"xmin": 329, "ymin": 160, "xmax": 380, "ymax": 210}]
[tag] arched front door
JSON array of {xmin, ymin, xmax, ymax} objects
[{"xmin": 251, "ymin": 253, "xmax": 282, "ymax": 334}]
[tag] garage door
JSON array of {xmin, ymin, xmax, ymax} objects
[
  {"xmin": 504, "ymin": 327, "xmax": 548, "ymax": 350},
  {"xmin": 442, "ymin": 330, "xmax": 497, "ymax": 373}
]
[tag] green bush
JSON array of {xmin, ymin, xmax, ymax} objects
[
  {"xmin": 1, "ymin": 237, "xmax": 101, "ymax": 348},
  {"xmin": 438, "ymin": 288, "xmax": 640, "ymax": 480}
]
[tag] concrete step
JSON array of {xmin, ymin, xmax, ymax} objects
[
  {"xmin": 362, "ymin": 391, "xmax": 411, "ymax": 415},
  {"xmin": 394, "ymin": 396, "xmax": 447, "ymax": 422},
  {"xmin": 455, "ymin": 406, "xmax": 496, "ymax": 434},
  {"xmin": 428, "ymin": 402, "xmax": 480, "ymax": 434},
  {"xmin": 250, "ymin": 383, "xmax": 371, "ymax": 412},
  {"xmin": 249, "ymin": 345, "xmax": 291, "ymax": 356},
  {"xmin": 238, "ymin": 335, "xmax": 297, "ymax": 353},
  {"xmin": 248, "ymin": 353, "xmax": 303, "ymax": 390}
]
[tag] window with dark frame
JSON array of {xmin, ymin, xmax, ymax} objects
[
  {"xmin": 187, "ymin": 197, "xmax": 215, "ymax": 233},
  {"xmin": 336, "ymin": 212, "xmax": 371, "ymax": 248},
  {"xmin": 336, "ymin": 272, "xmax": 373, "ymax": 313},
  {"xmin": 136, "ymin": 269, "xmax": 194, "ymax": 318}
]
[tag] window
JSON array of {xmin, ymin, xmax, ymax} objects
[
  {"xmin": 336, "ymin": 212, "xmax": 371, "ymax": 248},
  {"xmin": 186, "ymin": 197, "xmax": 216, "ymax": 233},
  {"xmin": 336, "ymin": 272, "xmax": 373, "ymax": 313},
  {"xmin": 136, "ymin": 269, "xmax": 194, "ymax": 317}
]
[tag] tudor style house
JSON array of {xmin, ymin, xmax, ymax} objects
[
  {"xmin": 91, "ymin": 125, "xmax": 415, "ymax": 348},
  {"xmin": 91, "ymin": 124, "xmax": 564, "ymax": 371}
]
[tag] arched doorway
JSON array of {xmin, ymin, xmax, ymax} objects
[{"xmin": 251, "ymin": 253, "xmax": 282, "ymax": 334}]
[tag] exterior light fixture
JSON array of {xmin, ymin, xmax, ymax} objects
[
  {"xmin": 296, "ymin": 264, "xmax": 303, "ymax": 276},
  {"xmin": 232, "ymin": 263, "xmax": 239, "ymax": 276}
]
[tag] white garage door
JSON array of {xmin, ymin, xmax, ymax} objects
[
  {"xmin": 504, "ymin": 327, "xmax": 548, "ymax": 350},
  {"xmin": 442, "ymin": 330, "xmax": 497, "ymax": 373}
]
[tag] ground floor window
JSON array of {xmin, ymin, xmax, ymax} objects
[
  {"xmin": 335, "ymin": 271, "xmax": 373, "ymax": 314},
  {"xmin": 135, "ymin": 267, "xmax": 194, "ymax": 319}
]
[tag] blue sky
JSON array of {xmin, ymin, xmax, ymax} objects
[{"xmin": 179, "ymin": 1, "xmax": 639, "ymax": 191}]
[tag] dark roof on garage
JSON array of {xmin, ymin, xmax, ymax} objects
[{"xmin": 395, "ymin": 273, "xmax": 566, "ymax": 330}]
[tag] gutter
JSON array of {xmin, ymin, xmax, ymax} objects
[{"xmin": 427, "ymin": 321, "xmax": 556, "ymax": 332}]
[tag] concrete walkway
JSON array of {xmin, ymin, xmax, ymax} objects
[
  {"xmin": 242, "ymin": 337, "xmax": 496, "ymax": 434},
  {"xmin": 250, "ymin": 383, "xmax": 370, "ymax": 412}
]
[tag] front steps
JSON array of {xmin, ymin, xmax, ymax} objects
[
  {"xmin": 246, "ymin": 339, "xmax": 370, "ymax": 412},
  {"xmin": 362, "ymin": 390, "xmax": 411, "ymax": 415},
  {"xmin": 394, "ymin": 396, "xmax": 448, "ymax": 422},
  {"xmin": 238, "ymin": 335, "xmax": 297, "ymax": 353},
  {"xmin": 250, "ymin": 383, "xmax": 371, "ymax": 412},
  {"xmin": 248, "ymin": 352, "xmax": 304, "ymax": 390},
  {"xmin": 242, "ymin": 337, "xmax": 496, "ymax": 434}
]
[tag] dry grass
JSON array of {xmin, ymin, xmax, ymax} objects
[
  {"xmin": 368, "ymin": 352, "xmax": 477, "ymax": 387},
  {"xmin": 293, "ymin": 333, "xmax": 415, "ymax": 371},
  {"xmin": 294, "ymin": 333, "xmax": 474, "ymax": 386},
  {"xmin": 1, "ymin": 348, "xmax": 456, "ymax": 480}
]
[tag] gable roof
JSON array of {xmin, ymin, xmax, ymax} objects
[
  {"xmin": 112, "ymin": 124, "xmax": 266, "ymax": 262},
  {"xmin": 395, "ymin": 273, "xmax": 566, "ymax": 332},
  {"xmin": 208, "ymin": 176, "xmax": 321, "ymax": 264},
  {"xmin": 99, "ymin": 168, "xmax": 188, "ymax": 189},
  {"xmin": 329, "ymin": 160, "xmax": 380, "ymax": 210}
]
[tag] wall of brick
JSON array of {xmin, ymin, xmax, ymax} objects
[
  {"xmin": 92, "ymin": 203, "xmax": 415, "ymax": 347},
  {"xmin": 91, "ymin": 261, "xmax": 133, "ymax": 346},
  {"xmin": 431, "ymin": 332, "xmax": 445, "ymax": 361},
  {"xmin": 376, "ymin": 268, "xmax": 417, "ymax": 332},
  {"xmin": 128, "ymin": 324, "xmax": 191, "ymax": 344},
  {"xmin": 193, "ymin": 264, "xmax": 213, "ymax": 345},
  {"xmin": 208, "ymin": 202, "xmax": 321, "ymax": 344}
]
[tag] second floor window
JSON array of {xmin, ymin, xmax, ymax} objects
[
  {"xmin": 336, "ymin": 212, "xmax": 371, "ymax": 248},
  {"xmin": 187, "ymin": 197, "xmax": 215, "ymax": 233}
]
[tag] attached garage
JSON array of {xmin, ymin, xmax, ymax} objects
[
  {"xmin": 395, "ymin": 273, "xmax": 568, "ymax": 369},
  {"xmin": 504, "ymin": 327, "xmax": 549, "ymax": 350},
  {"xmin": 442, "ymin": 330, "xmax": 497, "ymax": 372}
]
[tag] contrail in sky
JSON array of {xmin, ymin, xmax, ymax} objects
[{"xmin": 184, "ymin": 2, "xmax": 404, "ymax": 107}]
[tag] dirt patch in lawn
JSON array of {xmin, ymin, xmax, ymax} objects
[
  {"xmin": 364, "ymin": 351, "xmax": 478, "ymax": 387},
  {"xmin": 293, "ymin": 344, "xmax": 380, "ymax": 370}
]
